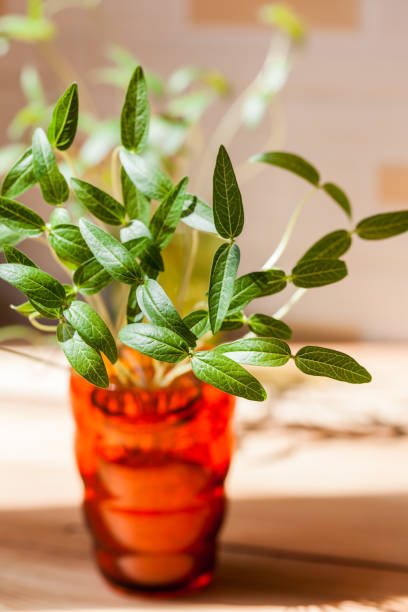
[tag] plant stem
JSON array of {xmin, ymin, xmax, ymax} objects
[
  {"xmin": 110, "ymin": 145, "xmax": 121, "ymax": 201},
  {"xmin": 160, "ymin": 360, "xmax": 192, "ymax": 387},
  {"xmin": 273, "ymin": 287, "xmax": 307, "ymax": 320},
  {"xmin": 0, "ymin": 345, "xmax": 68, "ymax": 370},
  {"xmin": 57, "ymin": 149, "xmax": 77, "ymax": 177},
  {"xmin": 28, "ymin": 315, "xmax": 59, "ymax": 332},
  {"xmin": 262, "ymin": 186, "xmax": 318, "ymax": 270},
  {"xmin": 177, "ymin": 228, "xmax": 199, "ymax": 313}
]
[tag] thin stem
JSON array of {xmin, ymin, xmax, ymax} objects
[
  {"xmin": 57, "ymin": 150, "xmax": 77, "ymax": 177},
  {"xmin": 110, "ymin": 146, "xmax": 121, "ymax": 201},
  {"xmin": 273, "ymin": 287, "xmax": 307, "ymax": 320},
  {"xmin": 0, "ymin": 345, "xmax": 68, "ymax": 370},
  {"xmin": 262, "ymin": 186, "xmax": 318, "ymax": 270},
  {"xmin": 152, "ymin": 360, "xmax": 167, "ymax": 387},
  {"xmin": 28, "ymin": 314, "xmax": 59, "ymax": 332},
  {"xmin": 160, "ymin": 360, "xmax": 192, "ymax": 387},
  {"xmin": 177, "ymin": 228, "xmax": 199, "ymax": 313}
]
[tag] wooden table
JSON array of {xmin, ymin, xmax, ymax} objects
[{"xmin": 1, "ymin": 344, "xmax": 408, "ymax": 611}]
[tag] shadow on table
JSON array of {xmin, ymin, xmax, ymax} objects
[{"xmin": 1, "ymin": 495, "xmax": 407, "ymax": 609}]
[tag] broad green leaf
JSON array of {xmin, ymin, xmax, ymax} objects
[
  {"xmin": 149, "ymin": 177, "xmax": 188, "ymax": 249},
  {"xmin": 71, "ymin": 178, "xmax": 125, "ymax": 225},
  {"xmin": 213, "ymin": 145, "xmax": 244, "ymax": 239},
  {"xmin": 120, "ymin": 149, "xmax": 173, "ymax": 200},
  {"xmin": 0, "ymin": 264, "xmax": 65, "ymax": 310},
  {"xmin": 50, "ymin": 207, "xmax": 70, "ymax": 228},
  {"xmin": 208, "ymin": 243, "xmax": 240, "ymax": 333},
  {"xmin": 118, "ymin": 323, "xmax": 189, "ymax": 363},
  {"xmin": 228, "ymin": 269, "xmax": 287, "ymax": 313},
  {"xmin": 355, "ymin": 211, "xmax": 408, "ymax": 240},
  {"xmin": 57, "ymin": 322, "xmax": 109, "ymax": 388},
  {"xmin": 47, "ymin": 83, "xmax": 78, "ymax": 150},
  {"xmin": 191, "ymin": 350, "xmax": 266, "ymax": 401},
  {"xmin": 251, "ymin": 151, "xmax": 320, "ymax": 186},
  {"xmin": 215, "ymin": 337, "xmax": 291, "ymax": 367},
  {"xmin": 121, "ymin": 66, "xmax": 150, "ymax": 152},
  {"xmin": 63, "ymin": 300, "xmax": 117, "ymax": 363},
  {"xmin": 322, "ymin": 182, "xmax": 351, "ymax": 218},
  {"xmin": 220, "ymin": 311, "xmax": 245, "ymax": 331},
  {"xmin": 127, "ymin": 284, "xmax": 143, "ymax": 323},
  {"xmin": 181, "ymin": 194, "xmax": 217, "ymax": 233},
  {"xmin": 28, "ymin": 297, "xmax": 60, "ymax": 319},
  {"xmin": 73, "ymin": 257, "xmax": 112, "ymax": 295},
  {"xmin": 32, "ymin": 128, "xmax": 69, "ymax": 205},
  {"xmin": 292, "ymin": 258, "xmax": 347, "ymax": 288},
  {"xmin": 79, "ymin": 218, "xmax": 142, "ymax": 284},
  {"xmin": 137, "ymin": 279, "xmax": 196, "ymax": 346},
  {"xmin": 121, "ymin": 167, "xmax": 150, "ymax": 224},
  {"xmin": 3, "ymin": 245, "xmax": 37, "ymax": 267},
  {"xmin": 247, "ymin": 313, "xmax": 292, "ymax": 340},
  {"xmin": 1, "ymin": 147, "xmax": 36, "ymax": 198},
  {"xmin": 294, "ymin": 346, "xmax": 372, "ymax": 384},
  {"xmin": 0, "ymin": 196, "xmax": 45, "ymax": 236},
  {"xmin": 49, "ymin": 224, "xmax": 93, "ymax": 267},
  {"xmin": 120, "ymin": 218, "xmax": 151, "ymax": 242},
  {"xmin": 298, "ymin": 230, "xmax": 352, "ymax": 264},
  {"xmin": 183, "ymin": 310, "xmax": 210, "ymax": 337},
  {"xmin": 0, "ymin": 224, "xmax": 25, "ymax": 249}
]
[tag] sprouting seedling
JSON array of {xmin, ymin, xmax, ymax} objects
[{"xmin": 1, "ymin": 67, "xmax": 408, "ymax": 401}]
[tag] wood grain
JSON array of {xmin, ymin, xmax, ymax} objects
[{"xmin": 1, "ymin": 344, "xmax": 408, "ymax": 610}]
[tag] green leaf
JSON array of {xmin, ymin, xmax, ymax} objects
[
  {"xmin": 355, "ymin": 211, "xmax": 408, "ymax": 240},
  {"xmin": 220, "ymin": 311, "xmax": 245, "ymax": 331},
  {"xmin": 79, "ymin": 218, "xmax": 142, "ymax": 284},
  {"xmin": 191, "ymin": 350, "xmax": 266, "ymax": 401},
  {"xmin": 0, "ymin": 196, "xmax": 45, "ymax": 236},
  {"xmin": 121, "ymin": 66, "xmax": 150, "ymax": 152},
  {"xmin": 119, "ymin": 323, "xmax": 189, "ymax": 363},
  {"xmin": 0, "ymin": 15, "xmax": 55, "ymax": 42},
  {"xmin": 247, "ymin": 313, "xmax": 292, "ymax": 339},
  {"xmin": 137, "ymin": 279, "xmax": 196, "ymax": 346},
  {"xmin": 127, "ymin": 284, "xmax": 143, "ymax": 323},
  {"xmin": 121, "ymin": 167, "xmax": 150, "ymax": 224},
  {"xmin": 0, "ymin": 224, "xmax": 25, "ymax": 250},
  {"xmin": 0, "ymin": 264, "xmax": 65, "ymax": 310},
  {"xmin": 11, "ymin": 300, "xmax": 38, "ymax": 317},
  {"xmin": 3, "ymin": 245, "xmax": 37, "ymax": 267},
  {"xmin": 47, "ymin": 83, "xmax": 79, "ymax": 151},
  {"xmin": 181, "ymin": 194, "xmax": 217, "ymax": 234},
  {"xmin": 57, "ymin": 322, "xmax": 109, "ymax": 388},
  {"xmin": 183, "ymin": 309, "xmax": 210, "ymax": 337},
  {"xmin": 294, "ymin": 346, "xmax": 372, "ymax": 384},
  {"xmin": 213, "ymin": 145, "xmax": 244, "ymax": 239},
  {"xmin": 50, "ymin": 207, "xmax": 70, "ymax": 228},
  {"xmin": 73, "ymin": 257, "xmax": 112, "ymax": 295},
  {"xmin": 298, "ymin": 230, "xmax": 352, "ymax": 264},
  {"xmin": 71, "ymin": 178, "xmax": 126, "ymax": 225},
  {"xmin": 228, "ymin": 269, "xmax": 287, "ymax": 313},
  {"xmin": 149, "ymin": 177, "xmax": 188, "ymax": 249},
  {"xmin": 1, "ymin": 147, "xmax": 37, "ymax": 199},
  {"xmin": 215, "ymin": 337, "xmax": 291, "ymax": 367},
  {"xmin": 208, "ymin": 243, "xmax": 240, "ymax": 334},
  {"xmin": 292, "ymin": 258, "xmax": 347, "ymax": 288},
  {"xmin": 63, "ymin": 300, "xmax": 117, "ymax": 364},
  {"xmin": 49, "ymin": 224, "xmax": 93, "ymax": 267},
  {"xmin": 322, "ymin": 183, "xmax": 351, "ymax": 218},
  {"xmin": 120, "ymin": 149, "xmax": 173, "ymax": 201},
  {"xmin": 32, "ymin": 128, "xmax": 69, "ymax": 205},
  {"xmin": 251, "ymin": 151, "xmax": 320, "ymax": 186}
]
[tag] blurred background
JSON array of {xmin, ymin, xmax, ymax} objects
[{"xmin": 1, "ymin": 0, "xmax": 408, "ymax": 342}]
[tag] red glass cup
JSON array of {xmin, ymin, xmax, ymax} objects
[{"xmin": 70, "ymin": 354, "xmax": 235, "ymax": 595}]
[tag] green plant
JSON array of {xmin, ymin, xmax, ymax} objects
[{"xmin": 1, "ymin": 68, "xmax": 408, "ymax": 400}]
